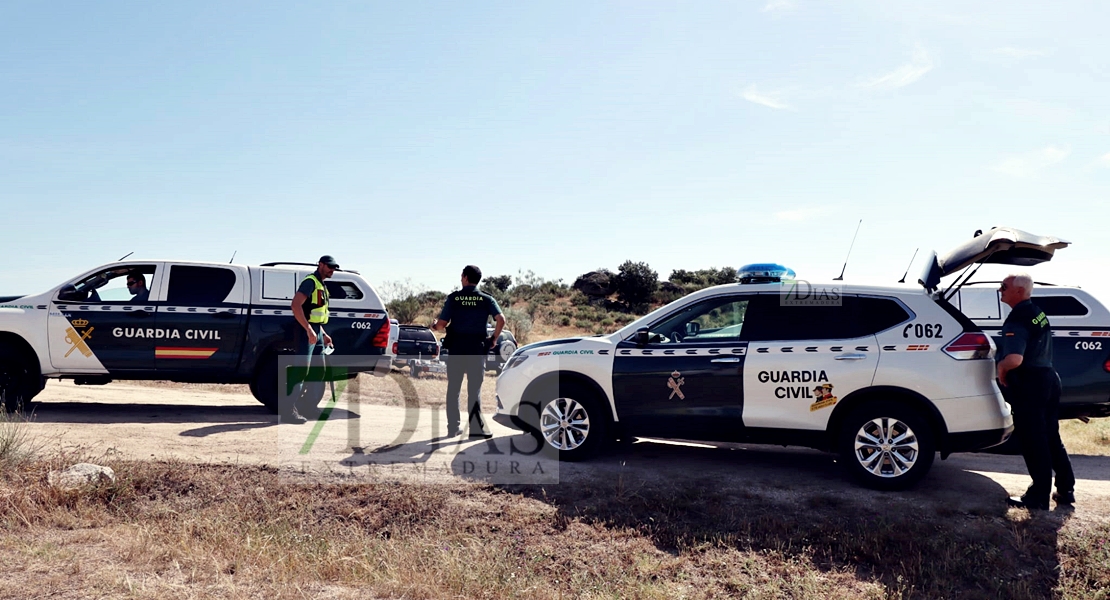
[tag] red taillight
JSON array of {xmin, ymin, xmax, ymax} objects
[
  {"xmin": 943, "ymin": 332, "xmax": 992, "ymax": 360},
  {"xmin": 372, "ymin": 320, "xmax": 390, "ymax": 349},
  {"xmin": 1104, "ymin": 358, "xmax": 1110, "ymax": 373},
  {"xmin": 432, "ymin": 345, "xmax": 439, "ymax": 357},
  {"xmin": 392, "ymin": 342, "xmax": 398, "ymax": 354}
]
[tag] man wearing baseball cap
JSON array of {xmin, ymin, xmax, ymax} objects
[{"xmin": 284, "ymin": 255, "xmax": 339, "ymax": 423}]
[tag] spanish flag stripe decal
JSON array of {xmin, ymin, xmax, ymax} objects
[{"xmin": 156, "ymin": 347, "xmax": 218, "ymax": 359}]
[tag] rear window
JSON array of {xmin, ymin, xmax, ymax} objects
[
  {"xmin": 326, "ymin": 281, "xmax": 364, "ymax": 301},
  {"xmin": 1035, "ymin": 296, "xmax": 1089, "ymax": 317},
  {"xmin": 400, "ymin": 327, "xmax": 436, "ymax": 342}
]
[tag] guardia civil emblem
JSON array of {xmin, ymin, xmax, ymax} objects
[{"xmin": 667, "ymin": 370, "xmax": 686, "ymax": 400}]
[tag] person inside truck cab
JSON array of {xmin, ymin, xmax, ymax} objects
[{"xmin": 126, "ymin": 271, "xmax": 149, "ymax": 304}]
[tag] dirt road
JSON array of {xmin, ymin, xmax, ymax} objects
[{"xmin": 20, "ymin": 376, "xmax": 1110, "ymax": 522}]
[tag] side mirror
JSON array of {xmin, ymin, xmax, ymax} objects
[
  {"xmin": 633, "ymin": 327, "xmax": 650, "ymax": 346},
  {"xmin": 685, "ymin": 322, "xmax": 700, "ymax": 336}
]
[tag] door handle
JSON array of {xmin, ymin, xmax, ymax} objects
[
  {"xmin": 834, "ymin": 353, "xmax": 867, "ymax": 360},
  {"xmin": 710, "ymin": 357, "xmax": 741, "ymax": 363},
  {"xmin": 213, "ymin": 311, "xmax": 237, "ymax": 319},
  {"xmin": 128, "ymin": 309, "xmax": 152, "ymax": 318}
]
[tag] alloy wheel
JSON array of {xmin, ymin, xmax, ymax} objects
[
  {"xmin": 540, "ymin": 397, "xmax": 590, "ymax": 451},
  {"xmin": 853, "ymin": 417, "xmax": 919, "ymax": 478}
]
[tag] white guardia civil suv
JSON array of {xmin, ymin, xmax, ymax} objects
[{"xmin": 495, "ymin": 228, "xmax": 1067, "ymax": 489}]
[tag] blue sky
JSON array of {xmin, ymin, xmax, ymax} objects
[{"xmin": 2, "ymin": 1, "xmax": 1108, "ymax": 302}]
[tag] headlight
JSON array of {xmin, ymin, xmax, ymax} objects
[{"xmin": 504, "ymin": 352, "xmax": 529, "ymax": 371}]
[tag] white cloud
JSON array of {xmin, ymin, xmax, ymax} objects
[
  {"xmin": 990, "ymin": 145, "xmax": 1071, "ymax": 177},
  {"xmin": 1099, "ymin": 152, "xmax": 1110, "ymax": 168},
  {"xmin": 762, "ymin": 0, "xmax": 794, "ymax": 13},
  {"xmin": 861, "ymin": 47, "xmax": 933, "ymax": 90},
  {"xmin": 774, "ymin": 207, "xmax": 831, "ymax": 222},
  {"xmin": 990, "ymin": 47, "xmax": 1048, "ymax": 58},
  {"xmin": 740, "ymin": 85, "xmax": 790, "ymax": 110}
]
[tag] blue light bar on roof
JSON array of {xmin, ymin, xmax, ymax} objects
[{"xmin": 738, "ymin": 263, "xmax": 796, "ymax": 284}]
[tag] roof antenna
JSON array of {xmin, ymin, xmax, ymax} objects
[
  {"xmin": 898, "ymin": 248, "xmax": 919, "ymax": 283},
  {"xmin": 833, "ymin": 219, "xmax": 862, "ymax": 281},
  {"xmin": 229, "ymin": 250, "xmax": 237, "ymax": 264},
  {"xmin": 117, "ymin": 251, "xmax": 134, "ymax": 261}
]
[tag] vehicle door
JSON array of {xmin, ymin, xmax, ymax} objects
[
  {"xmin": 154, "ymin": 264, "xmax": 249, "ymax": 372},
  {"xmin": 48, "ymin": 263, "xmax": 164, "ymax": 373},
  {"xmin": 740, "ymin": 294, "xmax": 898, "ymax": 432},
  {"xmin": 612, "ymin": 294, "xmax": 751, "ymax": 442}
]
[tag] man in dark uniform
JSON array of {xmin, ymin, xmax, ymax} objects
[
  {"xmin": 431, "ymin": 265, "xmax": 506, "ymax": 438},
  {"xmin": 998, "ymin": 273, "xmax": 1076, "ymax": 510},
  {"xmin": 285, "ymin": 255, "xmax": 338, "ymax": 424}
]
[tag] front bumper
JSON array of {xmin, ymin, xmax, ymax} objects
[{"xmin": 493, "ymin": 412, "xmax": 529, "ymax": 431}]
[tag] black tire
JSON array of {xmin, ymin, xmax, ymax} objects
[
  {"xmin": 250, "ymin": 356, "xmax": 280, "ymax": 413},
  {"xmin": 0, "ymin": 346, "xmax": 36, "ymax": 414},
  {"xmin": 251, "ymin": 356, "xmax": 326, "ymax": 414},
  {"xmin": 410, "ymin": 365, "xmax": 421, "ymax": 378},
  {"xmin": 839, "ymin": 401, "xmax": 936, "ymax": 491},
  {"xmin": 524, "ymin": 380, "xmax": 609, "ymax": 462}
]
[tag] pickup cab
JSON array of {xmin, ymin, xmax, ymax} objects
[{"xmin": 0, "ymin": 260, "xmax": 392, "ymax": 413}]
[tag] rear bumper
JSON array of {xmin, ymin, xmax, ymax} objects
[
  {"xmin": 945, "ymin": 424, "xmax": 1014, "ymax": 454},
  {"xmin": 349, "ymin": 356, "xmax": 392, "ymax": 377}
]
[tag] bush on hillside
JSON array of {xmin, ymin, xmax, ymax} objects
[
  {"xmin": 668, "ymin": 267, "xmax": 739, "ymax": 292},
  {"xmin": 613, "ymin": 260, "xmax": 658, "ymax": 311},
  {"xmin": 482, "ymin": 275, "xmax": 513, "ymax": 294},
  {"xmin": 503, "ymin": 307, "xmax": 533, "ymax": 346}
]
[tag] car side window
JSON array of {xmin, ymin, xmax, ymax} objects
[
  {"xmin": 1035, "ymin": 296, "xmax": 1089, "ymax": 317},
  {"xmin": 743, "ymin": 295, "xmax": 910, "ymax": 341},
  {"xmin": 647, "ymin": 296, "xmax": 749, "ymax": 344},
  {"xmin": 325, "ymin": 281, "xmax": 364, "ymax": 301},
  {"xmin": 58, "ymin": 265, "xmax": 158, "ymax": 303},
  {"xmin": 166, "ymin": 266, "xmax": 237, "ymax": 305}
]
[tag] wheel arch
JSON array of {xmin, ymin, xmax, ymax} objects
[
  {"xmin": 0, "ymin": 332, "xmax": 43, "ymax": 380},
  {"xmin": 521, "ymin": 370, "xmax": 615, "ymax": 423},
  {"xmin": 826, "ymin": 385, "xmax": 949, "ymax": 455}
]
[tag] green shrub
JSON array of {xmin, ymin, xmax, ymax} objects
[
  {"xmin": 613, "ymin": 260, "xmax": 658, "ymax": 309},
  {"xmin": 600, "ymin": 318, "xmax": 614, "ymax": 327},
  {"xmin": 570, "ymin": 291, "xmax": 592, "ymax": 306},
  {"xmin": 482, "ymin": 275, "xmax": 513, "ymax": 294},
  {"xmin": 503, "ymin": 307, "xmax": 533, "ymax": 345},
  {"xmin": 386, "ymin": 295, "xmax": 423, "ymax": 324},
  {"xmin": 559, "ymin": 315, "xmax": 571, "ymax": 326},
  {"xmin": 574, "ymin": 319, "xmax": 593, "ymax": 329}
]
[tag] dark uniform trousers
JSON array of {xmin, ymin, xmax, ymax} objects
[
  {"xmin": 445, "ymin": 336, "xmax": 489, "ymax": 435},
  {"xmin": 1005, "ymin": 367, "xmax": 1075, "ymax": 504},
  {"xmin": 284, "ymin": 324, "xmax": 326, "ymax": 415}
]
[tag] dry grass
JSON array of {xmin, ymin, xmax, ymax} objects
[
  {"xmin": 1, "ymin": 453, "xmax": 1108, "ymax": 599},
  {"xmin": 0, "ymin": 412, "xmax": 35, "ymax": 468},
  {"xmin": 1061, "ymin": 418, "xmax": 1110, "ymax": 456}
]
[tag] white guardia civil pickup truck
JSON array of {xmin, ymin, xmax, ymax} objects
[
  {"xmin": 0, "ymin": 260, "xmax": 392, "ymax": 413},
  {"xmin": 494, "ymin": 228, "xmax": 1068, "ymax": 489}
]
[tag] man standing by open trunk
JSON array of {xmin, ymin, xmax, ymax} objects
[{"xmin": 997, "ymin": 273, "xmax": 1075, "ymax": 510}]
